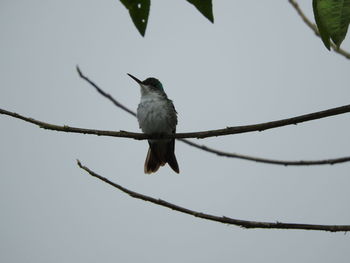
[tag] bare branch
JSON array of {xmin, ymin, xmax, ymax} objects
[
  {"xmin": 77, "ymin": 160, "xmax": 350, "ymax": 232},
  {"xmin": 2, "ymin": 107, "xmax": 350, "ymax": 166},
  {"xmin": 0, "ymin": 108, "xmax": 142, "ymax": 138},
  {"xmin": 2, "ymin": 105, "xmax": 350, "ymax": 140},
  {"xmin": 181, "ymin": 139, "xmax": 350, "ymax": 166},
  {"xmin": 174, "ymin": 104, "xmax": 350, "ymax": 137},
  {"xmin": 288, "ymin": 0, "xmax": 350, "ymax": 59}
]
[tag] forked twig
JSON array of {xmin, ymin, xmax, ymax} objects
[{"xmin": 288, "ymin": 0, "xmax": 350, "ymax": 59}]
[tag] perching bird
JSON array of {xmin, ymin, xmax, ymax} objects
[{"xmin": 128, "ymin": 73, "xmax": 179, "ymax": 174}]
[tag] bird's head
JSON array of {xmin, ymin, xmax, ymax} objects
[{"xmin": 128, "ymin": 74, "xmax": 165, "ymax": 97}]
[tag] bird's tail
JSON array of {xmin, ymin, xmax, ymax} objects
[{"xmin": 144, "ymin": 139, "xmax": 179, "ymax": 174}]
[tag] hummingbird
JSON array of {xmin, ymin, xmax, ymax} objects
[{"xmin": 128, "ymin": 73, "xmax": 179, "ymax": 174}]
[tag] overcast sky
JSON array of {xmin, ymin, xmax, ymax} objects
[{"xmin": 1, "ymin": 1, "xmax": 350, "ymax": 262}]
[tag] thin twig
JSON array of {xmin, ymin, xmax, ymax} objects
[
  {"xmin": 77, "ymin": 160, "xmax": 350, "ymax": 232},
  {"xmin": 181, "ymin": 139, "xmax": 350, "ymax": 166},
  {"xmin": 76, "ymin": 66, "xmax": 136, "ymax": 117},
  {"xmin": 288, "ymin": 0, "xmax": 350, "ymax": 59}
]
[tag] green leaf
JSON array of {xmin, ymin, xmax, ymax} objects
[
  {"xmin": 120, "ymin": 0, "xmax": 150, "ymax": 37},
  {"xmin": 187, "ymin": 0, "xmax": 214, "ymax": 23},
  {"xmin": 331, "ymin": 0, "xmax": 350, "ymax": 46},
  {"xmin": 313, "ymin": 0, "xmax": 350, "ymax": 50},
  {"xmin": 313, "ymin": 0, "xmax": 331, "ymax": 49}
]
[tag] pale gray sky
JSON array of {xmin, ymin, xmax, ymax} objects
[{"xmin": 1, "ymin": 1, "xmax": 350, "ymax": 262}]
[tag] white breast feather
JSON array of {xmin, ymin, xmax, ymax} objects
[{"xmin": 137, "ymin": 94, "xmax": 175, "ymax": 135}]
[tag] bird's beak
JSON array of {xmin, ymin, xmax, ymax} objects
[{"xmin": 127, "ymin": 73, "xmax": 142, "ymax": 85}]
